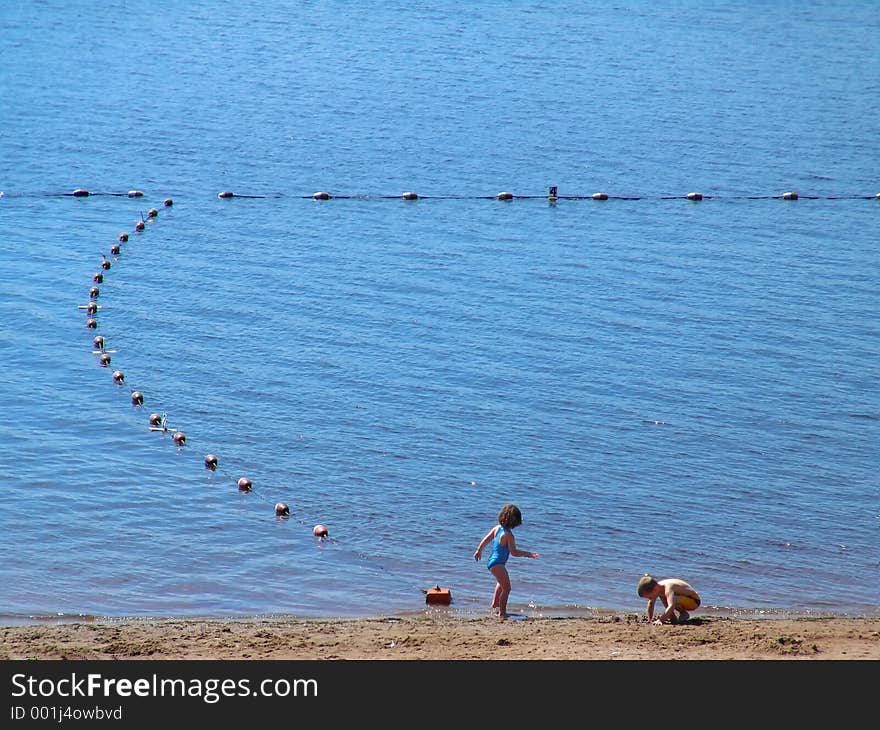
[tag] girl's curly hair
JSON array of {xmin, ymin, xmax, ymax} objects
[{"xmin": 497, "ymin": 503, "xmax": 523, "ymax": 529}]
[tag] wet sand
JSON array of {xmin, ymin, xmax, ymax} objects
[{"xmin": 2, "ymin": 613, "xmax": 878, "ymax": 660}]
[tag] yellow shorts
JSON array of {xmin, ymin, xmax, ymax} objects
[{"xmin": 675, "ymin": 594, "xmax": 700, "ymax": 612}]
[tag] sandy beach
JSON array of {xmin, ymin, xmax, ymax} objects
[{"xmin": 2, "ymin": 613, "xmax": 878, "ymax": 661}]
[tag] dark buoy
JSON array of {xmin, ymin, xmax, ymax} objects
[
  {"xmin": 112, "ymin": 370, "xmax": 125, "ymax": 384},
  {"xmin": 101, "ymin": 258, "xmax": 111, "ymax": 270},
  {"xmin": 118, "ymin": 232, "xmax": 129, "ymax": 242},
  {"xmin": 686, "ymin": 192, "xmax": 703, "ymax": 201},
  {"xmin": 127, "ymin": 190, "xmax": 144, "ymax": 198},
  {"xmin": 86, "ymin": 301, "xmax": 98, "ymax": 314},
  {"xmin": 164, "ymin": 198, "xmax": 173, "ymax": 207},
  {"xmin": 782, "ymin": 191, "xmax": 799, "ymax": 200},
  {"xmin": 149, "ymin": 413, "xmax": 163, "ymax": 427},
  {"xmin": 496, "ymin": 191, "xmax": 514, "ymax": 200},
  {"xmin": 86, "ymin": 318, "xmax": 98, "ymax": 329},
  {"xmin": 275, "ymin": 502, "xmax": 290, "ymax": 516},
  {"xmin": 548, "ymin": 185, "xmax": 558, "ymax": 201},
  {"xmin": 237, "ymin": 477, "xmax": 252, "ymax": 492},
  {"xmin": 312, "ymin": 191, "xmax": 331, "ymax": 200},
  {"xmin": 172, "ymin": 431, "xmax": 186, "ymax": 446},
  {"xmin": 92, "ymin": 272, "xmax": 103, "ymax": 283},
  {"xmin": 93, "ymin": 335, "xmax": 105, "ymax": 350},
  {"xmin": 110, "ymin": 243, "xmax": 121, "ymax": 255},
  {"xmin": 89, "ymin": 286, "xmax": 100, "ymax": 299},
  {"xmin": 135, "ymin": 220, "xmax": 145, "ymax": 231},
  {"xmin": 592, "ymin": 192, "xmax": 609, "ymax": 201},
  {"xmin": 131, "ymin": 391, "xmax": 144, "ymax": 406},
  {"xmin": 204, "ymin": 454, "xmax": 218, "ymax": 470},
  {"xmin": 99, "ymin": 353, "xmax": 112, "ymax": 367},
  {"xmin": 313, "ymin": 524, "xmax": 329, "ymax": 538},
  {"xmin": 72, "ymin": 188, "xmax": 90, "ymax": 197},
  {"xmin": 402, "ymin": 191, "xmax": 419, "ymax": 200},
  {"xmin": 218, "ymin": 191, "xmax": 234, "ymax": 199},
  {"xmin": 147, "ymin": 208, "xmax": 158, "ymax": 218}
]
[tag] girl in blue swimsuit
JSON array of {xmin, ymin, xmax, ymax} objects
[{"xmin": 473, "ymin": 503, "xmax": 539, "ymax": 619}]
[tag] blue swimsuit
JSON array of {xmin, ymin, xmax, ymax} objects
[{"xmin": 486, "ymin": 525, "xmax": 510, "ymax": 569}]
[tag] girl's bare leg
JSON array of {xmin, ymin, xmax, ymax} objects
[
  {"xmin": 491, "ymin": 582, "xmax": 502, "ymax": 614},
  {"xmin": 489, "ymin": 565, "xmax": 511, "ymax": 618}
]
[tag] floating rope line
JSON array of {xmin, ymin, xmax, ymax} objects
[
  {"xmin": 210, "ymin": 188, "xmax": 880, "ymax": 201},
  {"xmin": 3, "ymin": 187, "xmax": 879, "ymax": 201},
  {"xmin": 79, "ymin": 200, "xmax": 344, "ymax": 550}
]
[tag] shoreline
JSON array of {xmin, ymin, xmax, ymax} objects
[
  {"xmin": 6, "ymin": 601, "xmax": 878, "ymax": 626},
  {"xmin": 2, "ymin": 613, "xmax": 878, "ymax": 660}
]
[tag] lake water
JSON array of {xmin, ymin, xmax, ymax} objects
[{"xmin": 1, "ymin": 1, "xmax": 877, "ymax": 622}]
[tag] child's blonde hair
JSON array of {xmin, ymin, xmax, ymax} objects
[{"xmin": 637, "ymin": 574, "xmax": 658, "ymax": 597}]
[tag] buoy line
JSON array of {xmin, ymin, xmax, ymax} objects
[
  {"xmin": 79, "ymin": 199, "xmax": 339, "ymax": 552},
  {"xmin": 3, "ymin": 187, "xmax": 879, "ymax": 201},
  {"xmin": 212, "ymin": 188, "xmax": 880, "ymax": 202}
]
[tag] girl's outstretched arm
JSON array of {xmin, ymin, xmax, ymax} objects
[
  {"xmin": 473, "ymin": 526, "xmax": 498, "ymax": 560},
  {"xmin": 507, "ymin": 530, "xmax": 539, "ymax": 558}
]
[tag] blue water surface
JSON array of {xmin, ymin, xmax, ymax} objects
[{"xmin": 0, "ymin": 1, "xmax": 877, "ymax": 621}]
